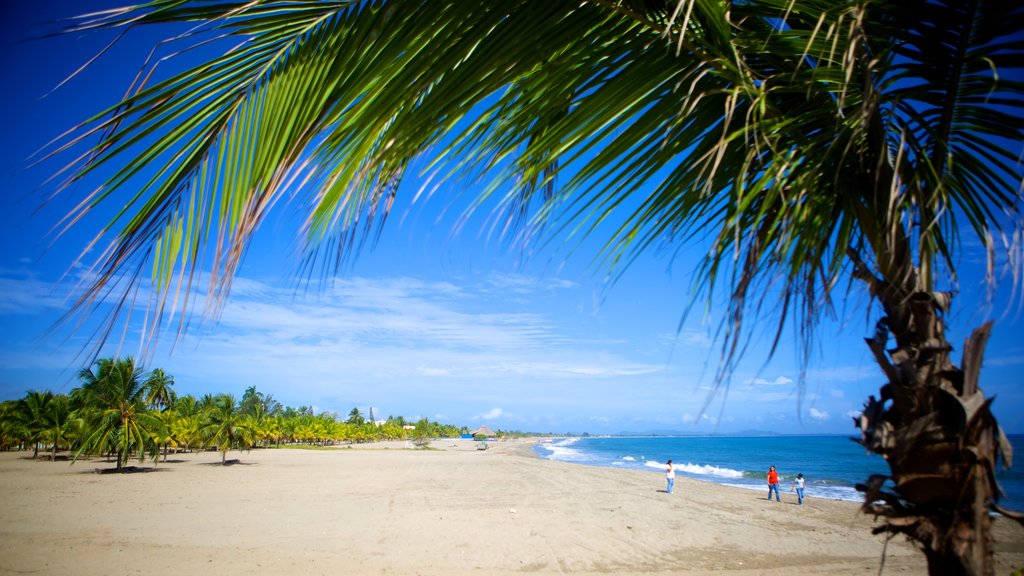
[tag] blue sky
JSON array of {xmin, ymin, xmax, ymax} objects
[{"xmin": 1, "ymin": 1, "xmax": 1021, "ymax": 435}]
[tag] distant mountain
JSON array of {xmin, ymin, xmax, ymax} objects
[{"xmin": 609, "ymin": 429, "xmax": 783, "ymax": 437}]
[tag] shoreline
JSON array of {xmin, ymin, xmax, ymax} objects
[{"xmin": 2, "ymin": 439, "xmax": 1022, "ymax": 575}]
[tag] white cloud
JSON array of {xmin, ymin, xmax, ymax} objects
[
  {"xmin": 478, "ymin": 408, "xmax": 503, "ymax": 420},
  {"xmin": 417, "ymin": 366, "xmax": 450, "ymax": 376},
  {"xmin": 679, "ymin": 330, "xmax": 713, "ymax": 349},
  {"xmin": 845, "ymin": 410, "xmax": 863, "ymax": 420},
  {"xmin": 809, "ymin": 408, "xmax": 830, "ymax": 421},
  {"xmin": 987, "ymin": 354, "xmax": 1024, "ymax": 367},
  {"xmin": 0, "ymin": 274, "xmax": 71, "ymax": 315},
  {"xmin": 745, "ymin": 376, "xmax": 794, "ymax": 387}
]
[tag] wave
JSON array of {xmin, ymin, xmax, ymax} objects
[
  {"xmin": 722, "ymin": 482, "xmax": 863, "ymax": 503},
  {"xmin": 529, "ymin": 436, "xmax": 952, "ymax": 505},
  {"xmin": 534, "ymin": 437, "xmax": 591, "ymax": 462},
  {"xmin": 643, "ymin": 460, "xmax": 744, "ymax": 479}
]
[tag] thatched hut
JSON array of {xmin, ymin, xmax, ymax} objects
[{"xmin": 469, "ymin": 426, "xmax": 496, "ymax": 438}]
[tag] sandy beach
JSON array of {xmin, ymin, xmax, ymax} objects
[{"xmin": 1, "ymin": 439, "xmax": 1021, "ymax": 575}]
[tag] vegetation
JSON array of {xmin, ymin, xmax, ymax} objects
[
  {"xmin": 0, "ymin": 359, "xmax": 468, "ymax": 466},
  {"xmin": 33, "ymin": 1, "xmax": 1024, "ymax": 574}
]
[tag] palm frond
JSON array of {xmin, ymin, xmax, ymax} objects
[{"xmin": 45, "ymin": 0, "xmax": 1023, "ymax": 383}]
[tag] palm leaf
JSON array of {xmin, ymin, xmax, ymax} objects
[{"xmin": 45, "ymin": 0, "xmax": 1023, "ymax": 383}]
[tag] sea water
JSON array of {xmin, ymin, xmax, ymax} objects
[{"xmin": 534, "ymin": 434, "xmax": 1024, "ymax": 510}]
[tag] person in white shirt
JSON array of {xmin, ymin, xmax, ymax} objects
[
  {"xmin": 790, "ymin": 473, "xmax": 805, "ymax": 505},
  {"xmin": 665, "ymin": 460, "xmax": 676, "ymax": 494}
]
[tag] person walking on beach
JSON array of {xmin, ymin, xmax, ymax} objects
[
  {"xmin": 766, "ymin": 465, "xmax": 781, "ymax": 502},
  {"xmin": 665, "ymin": 460, "xmax": 675, "ymax": 494},
  {"xmin": 790, "ymin": 473, "xmax": 805, "ymax": 505}
]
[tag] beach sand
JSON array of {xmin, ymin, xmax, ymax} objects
[{"xmin": 1, "ymin": 440, "xmax": 1021, "ymax": 575}]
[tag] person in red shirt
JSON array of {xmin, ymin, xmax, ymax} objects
[{"xmin": 767, "ymin": 465, "xmax": 781, "ymax": 502}]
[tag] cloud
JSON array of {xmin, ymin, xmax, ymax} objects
[
  {"xmin": 987, "ymin": 354, "xmax": 1024, "ymax": 367},
  {"xmin": 805, "ymin": 365, "xmax": 879, "ymax": 383},
  {"xmin": 485, "ymin": 272, "xmax": 576, "ymax": 294},
  {"xmin": 808, "ymin": 408, "xmax": 830, "ymax": 421},
  {"xmin": 845, "ymin": 410, "xmax": 862, "ymax": 420},
  {"xmin": 0, "ymin": 273, "xmax": 71, "ymax": 315},
  {"xmin": 679, "ymin": 330, "xmax": 713, "ymax": 349},
  {"xmin": 417, "ymin": 366, "xmax": 450, "ymax": 376},
  {"xmin": 478, "ymin": 408, "xmax": 503, "ymax": 420},
  {"xmin": 745, "ymin": 376, "xmax": 794, "ymax": 387}
]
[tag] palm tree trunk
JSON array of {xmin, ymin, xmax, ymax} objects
[{"xmin": 855, "ymin": 272, "xmax": 1010, "ymax": 576}]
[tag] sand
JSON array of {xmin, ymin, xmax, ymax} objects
[{"xmin": 1, "ymin": 439, "xmax": 1021, "ymax": 575}]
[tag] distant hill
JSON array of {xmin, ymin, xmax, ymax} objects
[{"xmin": 610, "ymin": 429, "xmax": 783, "ymax": 437}]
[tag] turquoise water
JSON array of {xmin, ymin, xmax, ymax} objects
[{"xmin": 534, "ymin": 434, "xmax": 1024, "ymax": 509}]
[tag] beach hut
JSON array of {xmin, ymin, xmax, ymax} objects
[{"xmin": 469, "ymin": 426, "xmax": 496, "ymax": 438}]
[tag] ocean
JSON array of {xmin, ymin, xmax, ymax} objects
[{"xmin": 534, "ymin": 434, "xmax": 1024, "ymax": 511}]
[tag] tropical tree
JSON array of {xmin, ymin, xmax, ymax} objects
[
  {"xmin": 346, "ymin": 407, "xmax": 365, "ymax": 426},
  {"xmin": 145, "ymin": 369, "xmax": 177, "ymax": 412},
  {"xmin": 43, "ymin": 1, "xmax": 1023, "ymax": 573},
  {"xmin": 171, "ymin": 395, "xmax": 202, "ymax": 452},
  {"xmin": 15, "ymin": 391, "xmax": 54, "ymax": 459},
  {"xmin": 72, "ymin": 357, "xmax": 158, "ymax": 470},
  {"xmin": 0, "ymin": 400, "xmax": 21, "ymax": 451},
  {"xmin": 149, "ymin": 408, "xmax": 179, "ymax": 463},
  {"xmin": 40, "ymin": 394, "xmax": 79, "ymax": 461},
  {"xmin": 199, "ymin": 394, "xmax": 254, "ymax": 464}
]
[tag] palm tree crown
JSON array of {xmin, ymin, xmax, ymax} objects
[
  {"xmin": 49, "ymin": 1, "xmax": 1021, "ymax": 364},
  {"xmin": 72, "ymin": 357, "xmax": 158, "ymax": 470}
]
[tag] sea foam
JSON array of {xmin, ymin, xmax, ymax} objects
[
  {"xmin": 644, "ymin": 460, "xmax": 744, "ymax": 478},
  {"xmin": 535, "ymin": 438, "xmax": 591, "ymax": 462}
]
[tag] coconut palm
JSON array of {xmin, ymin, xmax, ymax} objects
[
  {"xmin": 199, "ymin": 394, "xmax": 254, "ymax": 464},
  {"xmin": 171, "ymin": 394, "xmax": 202, "ymax": 452},
  {"xmin": 40, "ymin": 394, "xmax": 79, "ymax": 461},
  {"xmin": 145, "ymin": 369, "xmax": 177, "ymax": 413},
  {"xmin": 45, "ymin": 1, "xmax": 1023, "ymax": 573},
  {"xmin": 0, "ymin": 400, "xmax": 21, "ymax": 451},
  {"xmin": 72, "ymin": 357, "xmax": 158, "ymax": 470},
  {"xmin": 149, "ymin": 408, "xmax": 179, "ymax": 463},
  {"xmin": 15, "ymin": 391, "xmax": 54, "ymax": 459},
  {"xmin": 346, "ymin": 408, "xmax": 364, "ymax": 426}
]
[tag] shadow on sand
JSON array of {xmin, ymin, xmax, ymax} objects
[
  {"xmin": 200, "ymin": 459, "xmax": 251, "ymax": 467},
  {"xmin": 92, "ymin": 465, "xmax": 166, "ymax": 474}
]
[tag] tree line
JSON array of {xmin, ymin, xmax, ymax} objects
[{"xmin": 0, "ymin": 357, "xmax": 468, "ymax": 468}]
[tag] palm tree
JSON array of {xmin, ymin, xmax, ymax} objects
[
  {"xmin": 44, "ymin": 1, "xmax": 1022, "ymax": 573},
  {"xmin": 199, "ymin": 394, "xmax": 254, "ymax": 464},
  {"xmin": 149, "ymin": 408, "xmax": 179, "ymax": 464},
  {"xmin": 145, "ymin": 369, "xmax": 177, "ymax": 413},
  {"xmin": 0, "ymin": 400, "xmax": 22, "ymax": 451},
  {"xmin": 346, "ymin": 408, "xmax": 364, "ymax": 426},
  {"xmin": 72, "ymin": 357, "xmax": 158, "ymax": 471},
  {"xmin": 171, "ymin": 395, "xmax": 201, "ymax": 452},
  {"xmin": 15, "ymin": 391, "xmax": 54, "ymax": 459},
  {"xmin": 41, "ymin": 394, "xmax": 78, "ymax": 461}
]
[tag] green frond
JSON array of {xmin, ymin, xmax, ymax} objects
[{"xmin": 46, "ymin": 0, "xmax": 1024, "ymax": 382}]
